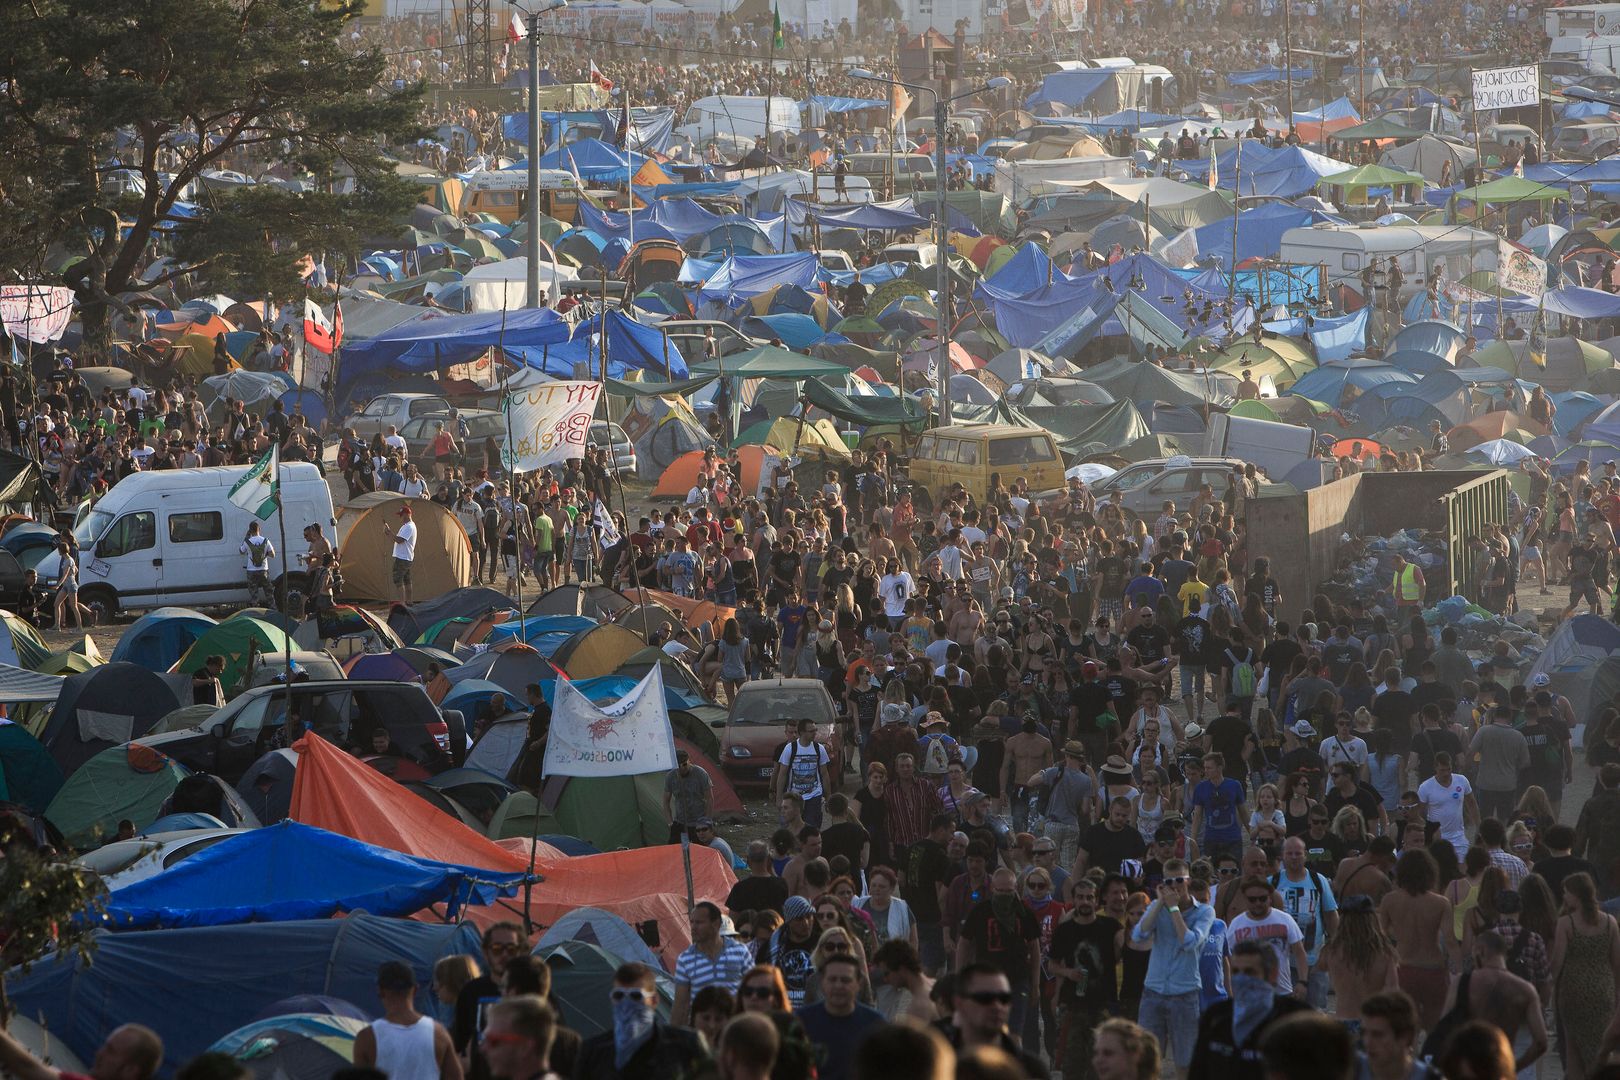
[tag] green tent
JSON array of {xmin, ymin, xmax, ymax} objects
[
  {"xmin": 1228, "ymin": 398, "xmax": 1282, "ymax": 422},
  {"xmin": 0, "ymin": 723, "xmax": 64, "ymax": 813},
  {"xmin": 1330, "ymin": 117, "xmax": 1431, "ymax": 142},
  {"xmin": 539, "ymin": 942, "xmax": 673, "ymax": 1038},
  {"xmin": 0, "ymin": 611, "xmax": 50, "ymax": 671},
  {"xmin": 802, "ymin": 378, "xmax": 929, "ymax": 429},
  {"xmin": 45, "ymin": 743, "xmax": 188, "ymax": 850},
  {"xmin": 692, "ymin": 346, "xmax": 851, "ymax": 380},
  {"xmin": 491, "ymin": 777, "xmax": 668, "ymax": 851},
  {"xmin": 173, "ymin": 616, "xmax": 294, "ymax": 695},
  {"xmin": 604, "ymin": 373, "xmax": 722, "ymax": 398},
  {"xmin": 1448, "ymin": 177, "xmax": 1568, "ymax": 207}
]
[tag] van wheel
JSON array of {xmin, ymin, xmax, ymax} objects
[
  {"xmin": 80, "ymin": 586, "xmax": 118, "ymax": 623},
  {"xmin": 275, "ymin": 573, "xmax": 310, "ymax": 619}
]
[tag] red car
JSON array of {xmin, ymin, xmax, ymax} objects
[{"xmin": 717, "ymin": 678, "xmax": 844, "ymax": 792}]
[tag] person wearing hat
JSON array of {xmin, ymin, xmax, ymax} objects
[
  {"xmin": 379, "ymin": 503, "xmax": 417, "ymax": 603},
  {"xmin": 916, "ymin": 712, "xmax": 961, "ymax": 779},
  {"xmin": 1021, "ymin": 740, "xmax": 1097, "ymax": 867},
  {"xmin": 768, "ymin": 895, "xmax": 822, "ymax": 1007}
]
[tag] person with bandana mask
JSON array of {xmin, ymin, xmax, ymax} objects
[
  {"xmin": 955, "ymin": 868, "xmax": 1042, "ymax": 1036},
  {"xmin": 572, "ymin": 963, "xmax": 708, "ymax": 1080},
  {"xmin": 1187, "ymin": 939, "xmax": 1312, "ymax": 1080}
]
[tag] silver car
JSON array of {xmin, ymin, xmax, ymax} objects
[{"xmin": 1090, "ymin": 458, "xmax": 1247, "ymax": 519}]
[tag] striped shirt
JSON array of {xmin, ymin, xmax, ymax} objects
[{"xmin": 673, "ymin": 938, "xmax": 754, "ymax": 993}]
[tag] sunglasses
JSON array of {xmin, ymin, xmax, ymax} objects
[
  {"xmin": 1163, "ymin": 876, "xmax": 1189, "ymax": 885},
  {"xmin": 740, "ymin": 985, "xmax": 775, "ymax": 999},
  {"xmin": 825, "ymin": 943, "xmax": 851, "ymax": 953},
  {"xmin": 1218, "ymin": 867, "xmax": 1240, "ymax": 876},
  {"xmin": 610, "ymin": 989, "xmax": 651, "ymax": 1003},
  {"xmin": 1028, "ymin": 879, "xmax": 1051, "ymax": 888},
  {"xmin": 964, "ymin": 991, "xmax": 1014, "ymax": 1005}
]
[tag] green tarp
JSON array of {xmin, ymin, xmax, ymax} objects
[
  {"xmin": 0, "ymin": 449, "xmax": 45, "ymax": 506},
  {"xmin": 951, "ymin": 397, "xmax": 1151, "ymax": 459},
  {"xmin": 692, "ymin": 346, "xmax": 851, "ymax": 379},
  {"xmin": 604, "ymin": 373, "xmax": 722, "ymax": 398},
  {"xmin": 803, "ymin": 378, "xmax": 929, "ymax": 429}
]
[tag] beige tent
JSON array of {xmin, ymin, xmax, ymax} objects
[
  {"xmin": 336, "ymin": 491, "xmax": 471, "ymax": 602},
  {"xmin": 549, "ymin": 623, "xmax": 646, "ymax": 679}
]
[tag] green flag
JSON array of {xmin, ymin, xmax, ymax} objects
[
  {"xmin": 228, "ymin": 445, "xmax": 280, "ymax": 521},
  {"xmin": 772, "ymin": 4, "xmax": 783, "ymax": 49}
]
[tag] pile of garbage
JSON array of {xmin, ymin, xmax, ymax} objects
[
  {"xmin": 1322, "ymin": 528, "xmax": 1449, "ymax": 609},
  {"xmin": 1425, "ymin": 594, "xmax": 1547, "ymax": 665}
]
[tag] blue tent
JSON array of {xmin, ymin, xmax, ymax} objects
[
  {"xmin": 100, "ymin": 821, "xmax": 526, "ymax": 929},
  {"xmin": 683, "ymin": 252, "xmax": 820, "ymax": 302},
  {"xmin": 1025, "ymin": 70, "xmax": 1117, "ymax": 108},
  {"xmin": 1193, "ymin": 202, "xmax": 1322, "ymax": 267},
  {"xmin": 1214, "ymin": 143, "xmax": 1352, "ymax": 197},
  {"xmin": 1287, "ymin": 359, "xmax": 1417, "ymax": 405},
  {"xmin": 484, "ymin": 614, "xmax": 596, "ymax": 646},
  {"xmin": 530, "ymin": 137, "xmax": 647, "ymax": 182},
  {"xmin": 6, "ymin": 913, "xmax": 481, "ymax": 1078},
  {"xmin": 1388, "ymin": 320, "xmax": 1467, "ymax": 362},
  {"xmin": 109, "ymin": 607, "xmax": 219, "ymax": 670},
  {"xmin": 1550, "ymin": 390, "xmax": 1609, "ymax": 437},
  {"xmin": 571, "ymin": 310, "xmax": 690, "ymax": 378}
]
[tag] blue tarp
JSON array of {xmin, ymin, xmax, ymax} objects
[
  {"xmin": 101, "ymin": 822, "xmax": 525, "ymax": 929},
  {"xmin": 682, "ymin": 252, "xmax": 821, "ymax": 301},
  {"xmin": 742, "ymin": 313, "xmax": 843, "ymax": 348},
  {"xmin": 1287, "ymin": 359, "xmax": 1417, "ymax": 403},
  {"xmin": 1227, "ymin": 66, "xmax": 1312, "ymax": 85},
  {"xmin": 807, "ymin": 95, "xmax": 887, "ymax": 114},
  {"xmin": 8, "ymin": 914, "xmax": 482, "ymax": 1078},
  {"xmin": 1263, "ymin": 308, "xmax": 1368, "ymax": 362},
  {"xmin": 340, "ymin": 309, "xmax": 571, "ymax": 396},
  {"xmin": 573, "ymin": 310, "xmax": 691, "ymax": 378},
  {"xmin": 1085, "ymin": 110, "xmax": 1193, "ymax": 131},
  {"xmin": 1192, "ymin": 203, "xmax": 1334, "ymax": 267},
  {"xmin": 484, "ymin": 614, "xmax": 597, "ymax": 646},
  {"xmin": 1214, "ymin": 142, "xmax": 1352, "ymax": 197},
  {"xmin": 1540, "ymin": 285, "xmax": 1620, "ymax": 320},
  {"xmin": 821, "ymin": 262, "xmax": 910, "ymax": 287},
  {"xmin": 1551, "ymin": 390, "xmax": 1610, "ymax": 437},
  {"xmin": 1026, "ymin": 70, "xmax": 1117, "ymax": 108},
  {"xmin": 1517, "ymin": 159, "xmax": 1620, "ymax": 186},
  {"xmin": 1293, "ymin": 97, "xmax": 1359, "ymax": 124},
  {"xmin": 787, "ymin": 198, "xmax": 930, "ymax": 231},
  {"xmin": 576, "ymin": 200, "xmax": 680, "ymax": 245},
  {"xmin": 600, "ymin": 106, "xmax": 676, "ymax": 154},
  {"xmin": 526, "ymin": 138, "xmax": 647, "ymax": 182}
]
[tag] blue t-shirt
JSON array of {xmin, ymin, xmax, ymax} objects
[
  {"xmin": 1199, "ymin": 917, "xmax": 1230, "ymax": 1012},
  {"xmin": 1192, "ymin": 777, "xmax": 1246, "ymax": 845},
  {"xmin": 1125, "ymin": 574, "xmax": 1165, "ymax": 608},
  {"xmin": 795, "ymin": 1001, "xmax": 886, "ymax": 1080}
]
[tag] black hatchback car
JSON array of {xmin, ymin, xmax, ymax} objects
[{"xmin": 136, "ymin": 680, "xmax": 466, "ymax": 783}]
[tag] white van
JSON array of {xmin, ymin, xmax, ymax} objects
[
  {"xmin": 1278, "ymin": 223, "xmax": 1500, "ymax": 300},
  {"xmin": 1548, "ymin": 35, "xmax": 1620, "ymax": 75},
  {"xmin": 51, "ymin": 464, "xmax": 336, "ymax": 616},
  {"xmin": 677, "ymin": 96, "xmax": 801, "ymax": 145}
]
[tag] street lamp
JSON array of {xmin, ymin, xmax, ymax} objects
[
  {"xmin": 849, "ymin": 69, "xmax": 1010, "ymax": 427},
  {"xmin": 512, "ymin": 0, "xmax": 569, "ymax": 309}
]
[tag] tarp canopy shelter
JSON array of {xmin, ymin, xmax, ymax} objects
[
  {"xmin": 0, "ymin": 720, "xmax": 64, "ymax": 813},
  {"xmin": 1331, "ymin": 117, "xmax": 1431, "ymax": 142},
  {"xmin": 6, "ymin": 913, "xmax": 481, "ymax": 1078},
  {"xmin": 39, "ymin": 663, "xmax": 188, "ymax": 775},
  {"xmin": 44, "ymin": 743, "xmax": 190, "ymax": 850},
  {"xmin": 1448, "ymin": 176, "xmax": 1569, "ymax": 211},
  {"xmin": 386, "ymin": 587, "xmax": 516, "ymax": 645},
  {"xmin": 173, "ymin": 617, "xmax": 293, "ymax": 696},
  {"xmin": 1318, "ymin": 164, "xmax": 1426, "ymax": 205},
  {"xmin": 336, "ymin": 493, "xmax": 471, "ymax": 604},
  {"xmin": 101, "ymin": 821, "xmax": 526, "ymax": 929},
  {"xmin": 110, "ymin": 608, "xmax": 219, "ymax": 671}
]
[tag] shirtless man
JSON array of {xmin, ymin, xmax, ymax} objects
[
  {"xmin": 948, "ymin": 590, "xmax": 984, "ymax": 650},
  {"xmin": 1215, "ymin": 846, "xmax": 1284, "ymax": 923},
  {"xmin": 868, "ymin": 522, "xmax": 897, "ymax": 566},
  {"xmin": 1319, "ymin": 899, "xmax": 1399, "ymax": 1023},
  {"xmin": 1451, "ymin": 930, "xmax": 1548, "ymax": 1073},
  {"xmin": 781, "ymin": 826, "xmax": 823, "ymax": 899},
  {"xmin": 1005, "ymin": 718, "xmax": 1054, "ymax": 831},
  {"xmin": 1333, "ymin": 836, "xmax": 1396, "ymax": 905},
  {"xmin": 1378, "ymin": 847, "xmax": 1455, "ymax": 1031}
]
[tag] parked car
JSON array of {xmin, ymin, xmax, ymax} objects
[
  {"xmin": 591, "ymin": 420, "xmax": 637, "ymax": 475},
  {"xmin": 135, "ymin": 680, "xmax": 464, "ymax": 783},
  {"xmin": 716, "ymin": 678, "xmax": 844, "ymax": 792},
  {"xmin": 399, "ymin": 409, "xmax": 507, "ymax": 471},
  {"xmin": 1089, "ymin": 457, "xmax": 1251, "ymax": 520},
  {"xmin": 76, "ymin": 828, "xmax": 244, "ymax": 890},
  {"xmin": 346, "ymin": 393, "xmax": 452, "ymax": 438}
]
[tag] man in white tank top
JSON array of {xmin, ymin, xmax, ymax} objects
[{"xmin": 354, "ymin": 961, "xmax": 464, "ymax": 1080}]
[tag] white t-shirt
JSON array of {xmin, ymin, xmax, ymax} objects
[
  {"xmin": 1418, "ymin": 773, "xmax": 1473, "ymax": 855},
  {"xmin": 960, "ymin": 526, "xmax": 987, "ymax": 548},
  {"xmin": 778, "ymin": 739, "xmax": 830, "ymax": 800},
  {"xmin": 878, "ymin": 571, "xmax": 914, "ymax": 619},
  {"xmin": 1228, "ymin": 908, "xmax": 1305, "ymax": 993},
  {"xmin": 126, "ymin": 386, "xmax": 149, "ymax": 409},
  {"xmin": 240, "ymin": 535, "xmax": 274, "ymax": 571},
  {"xmin": 392, "ymin": 520, "xmax": 418, "ymax": 561},
  {"xmin": 1320, "ymin": 735, "xmax": 1369, "ymax": 770},
  {"xmin": 399, "ymin": 477, "xmax": 428, "ymax": 497},
  {"xmin": 383, "ymin": 433, "xmax": 407, "ymax": 454},
  {"xmin": 938, "ymin": 544, "xmax": 964, "ymax": 579}
]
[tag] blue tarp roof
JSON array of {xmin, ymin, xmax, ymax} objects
[
  {"xmin": 1293, "ymin": 97, "xmax": 1359, "ymax": 124},
  {"xmin": 1262, "ymin": 308, "xmax": 1368, "ymax": 362},
  {"xmin": 339, "ymin": 309, "xmax": 571, "ymax": 396},
  {"xmin": 1228, "ymin": 66, "xmax": 1312, "ymax": 86},
  {"xmin": 1026, "ymin": 70, "xmax": 1117, "ymax": 108},
  {"xmin": 1192, "ymin": 202, "xmax": 1342, "ymax": 267},
  {"xmin": 1215, "ymin": 142, "xmax": 1353, "ymax": 197},
  {"xmin": 7, "ymin": 913, "xmax": 482, "ymax": 1078},
  {"xmin": 786, "ymin": 197, "xmax": 930, "ymax": 231},
  {"xmin": 100, "ymin": 822, "xmax": 525, "ymax": 929},
  {"xmin": 538, "ymin": 674, "xmax": 704, "ymax": 711},
  {"xmin": 807, "ymin": 94, "xmax": 887, "ymax": 113},
  {"xmin": 527, "ymin": 138, "xmax": 647, "ymax": 182},
  {"xmin": 681, "ymin": 251, "xmax": 821, "ymax": 302},
  {"xmin": 1539, "ymin": 285, "xmax": 1620, "ymax": 319},
  {"xmin": 742, "ymin": 313, "xmax": 843, "ymax": 348},
  {"xmin": 1517, "ymin": 159, "xmax": 1620, "ymax": 185},
  {"xmin": 572, "ymin": 309, "xmax": 691, "ymax": 378}
]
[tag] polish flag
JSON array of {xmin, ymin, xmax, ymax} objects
[
  {"xmin": 508, "ymin": 12, "xmax": 527, "ymax": 41},
  {"xmin": 303, "ymin": 299, "xmax": 342, "ymax": 354},
  {"xmin": 589, "ymin": 60, "xmax": 615, "ymax": 93}
]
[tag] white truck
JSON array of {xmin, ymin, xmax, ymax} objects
[
  {"xmin": 676, "ymin": 96, "xmax": 801, "ymax": 146},
  {"xmin": 1204, "ymin": 412, "xmax": 1318, "ymax": 479}
]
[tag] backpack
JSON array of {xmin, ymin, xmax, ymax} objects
[
  {"xmin": 1227, "ymin": 647, "xmax": 1257, "ymax": 698},
  {"xmin": 922, "ymin": 733, "xmax": 954, "ymax": 775},
  {"xmin": 1269, "ymin": 868, "xmax": 1332, "ymax": 950},
  {"xmin": 246, "ymin": 536, "xmax": 269, "ymax": 568}
]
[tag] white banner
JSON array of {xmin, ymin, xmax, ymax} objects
[
  {"xmin": 1472, "ymin": 65, "xmax": 1540, "ymax": 112},
  {"xmin": 500, "ymin": 380, "xmax": 603, "ymax": 473},
  {"xmin": 1498, "ymin": 239, "xmax": 1548, "ymax": 298},
  {"xmin": 0, "ymin": 285, "xmax": 75, "ymax": 344},
  {"xmin": 543, "ymin": 665, "xmax": 675, "ymax": 777}
]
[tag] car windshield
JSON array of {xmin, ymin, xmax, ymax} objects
[
  {"xmin": 732, "ymin": 690, "xmax": 831, "ymax": 726},
  {"xmin": 467, "ymin": 415, "xmax": 507, "ymax": 439},
  {"xmin": 77, "ymin": 508, "xmax": 114, "ymax": 546}
]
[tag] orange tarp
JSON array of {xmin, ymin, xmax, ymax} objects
[
  {"xmin": 651, "ymin": 445, "xmax": 777, "ymax": 499},
  {"xmin": 620, "ymin": 587, "xmax": 735, "ymax": 634},
  {"xmin": 155, "ymin": 313, "xmax": 234, "ymax": 341},
  {"xmin": 289, "ymin": 732, "xmax": 735, "ymax": 962}
]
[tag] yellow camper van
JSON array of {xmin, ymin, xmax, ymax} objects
[
  {"xmin": 906, "ymin": 424, "xmax": 1066, "ymax": 503},
  {"xmin": 460, "ymin": 169, "xmax": 586, "ymax": 225}
]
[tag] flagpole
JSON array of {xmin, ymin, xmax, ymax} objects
[{"xmin": 273, "ymin": 447, "xmax": 293, "ymax": 738}]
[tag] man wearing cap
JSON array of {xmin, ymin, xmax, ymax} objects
[
  {"xmin": 382, "ymin": 504, "xmax": 418, "ymax": 603},
  {"xmin": 354, "ymin": 961, "xmax": 462, "ymax": 1080},
  {"xmin": 663, "ymin": 749, "xmax": 712, "ymax": 844},
  {"xmin": 1022, "ymin": 741, "xmax": 1096, "ymax": 868}
]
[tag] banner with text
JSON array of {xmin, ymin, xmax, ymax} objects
[
  {"xmin": 0, "ymin": 285, "xmax": 74, "ymax": 344},
  {"xmin": 1498, "ymin": 238, "xmax": 1548, "ymax": 299},
  {"xmin": 1472, "ymin": 65, "xmax": 1540, "ymax": 112},
  {"xmin": 543, "ymin": 665, "xmax": 676, "ymax": 777},
  {"xmin": 500, "ymin": 380, "xmax": 603, "ymax": 473}
]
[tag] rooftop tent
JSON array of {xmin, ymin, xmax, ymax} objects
[
  {"xmin": 109, "ymin": 608, "xmax": 219, "ymax": 671},
  {"xmin": 651, "ymin": 445, "xmax": 781, "ymax": 500},
  {"xmin": 547, "ymin": 624, "xmax": 645, "ymax": 680},
  {"xmin": 386, "ymin": 587, "xmax": 516, "ymax": 644},
  {"xmin": 208, "ymin": 1014, "xmax": 366, "ymax": 1080},
  {"xmin": 173, "ymin": 617, "xmax": 293, "ymax": 697},
  {"xmin": 236, "ymin": 748, "xmax": 297, "ymax": 825},
  {"xmin": 6, "ymin": 913, "xmax": 481, "ymax": 1079},
  {"xmin": 540, "ymin": 941, "xmax": 673, "ymax": 1039},
  {"xmin": 39, "ymin": 663, "xmax": 189, "ymax": 776},
  {"xmin": 0, "ymin": 721, "xmax": 64, "ymax": 813},
  {"xmin": 535, "ymin": 908, "xmax": 665, "ymax": 972},
  {"xmin": 44, "ymin": 743, "xmax": 189, "ymax": 850},
  {"xmin": 100, "ymin": 821, "xmax": 526, "ymax": 929},
  {"xmin": 0, "ymin": 610, "xmax": 50, "ymax": 669},
  {"xmin": 526, "ymin": 583, "xmax": 634, "ymax": 622},
  {"xmin": 444, "ymin": 643, "xmax": 553, "ymax": 696},
  {"xmin": 335, "ymin": 492, "xmax": 471, "ymax": 604}
]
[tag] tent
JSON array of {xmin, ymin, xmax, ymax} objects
[
  {"xmin": 109, "ymin": 608, "xmax": 219, "ymax": 671},
  {"xmin": 44, "ymin": 743, "xmax": 190, "ymax": 849},
  {"xmin": 0, "ymin": 610, "xmax": 50, "ymax": 669},
  {"xmin": 620, "ymin": 394, "xmax": 715, "ymax": 478},
  {"xmin": 526, "ymin": 583, "xmax": 634, "ymax": 622},
  {"xmin": 101, "ymin": 821, "xmax": 526, "ymax": 929},
  {"xmin": 6, "ymin": 913, "xmax": 481, "ymax": 1078},
  {"xmin": 386, "ymin": 587, "xmax": 516, "ymax": 644},
  {"xmin": 538, "ymin": 941, "xmax": 674, "ymax": 1038},
  {"xmin": 209, "ymin": 1014, "xmax": 366, "ymax": 1080},
  {"xmin": 535, "ymin": 906, "xmax": 665, "ymax": 971},
  {"xmin": 1380, "ymin": 134, "xmax": 1475, "ymax": 184},
  {"xmin": 342, "ymin": 653, "xmax": 421, "ymax": 683},
  {"xmin": 444, "ymin": 642, "xmax": 553, "ymax": 696},
  {"xmin": 173, "ymin": 617, "xmax": 293, "ymax": 696},
  {"xmin": 0, "ymin": 662, "xmax": 67, "ymax": 703},
  {"xmin": 547, "ymin": 624, "xmax": 646, "ymax": 679},
  {"xmin": 1526, "ymin": 613, "xmax": 1620, "ymax": 726},
  {"xmin": 336, "ymin": 493, "xmax": 471, "ymax": 603},
  {"xmin": 236, "ymin": 748, "xmax": 298, "ymax": 825},
  {"xmin": 0, "ymin": 720, "xmax": 64, "ymax": 813},
  {"xmin": 732, "ymin": 416, "xmax": 851, "ymax": 461},
  {"xmin": 38, "ymin": 663, "xmax": 188, "ymax": 776},
  {"xmin": 505, "ymin": 778, "xmax": 668, "ymax": 852},
  {"xmin": 465, "ymin": 716, "xmax": 531, "ymax": 779},
  {"xmin": 651, "ymin": 445, "xmax": 782, "ymax": 500}
]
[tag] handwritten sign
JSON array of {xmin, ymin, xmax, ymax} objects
[
  {"xmin": 0, "ymin": 285, "xmax": 74, "ymax": 344},
  {"xmin": 499, "ymin": 380, "xmax": 603, "ymax": 473},
  {"xmin": 1472, "ymin": 65, "xmax": 1540, "ymax": 112}
]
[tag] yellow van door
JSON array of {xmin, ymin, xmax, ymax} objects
[{"xmin": 987, "ymin": 434, "xmax": 1064, "ymax": 493}]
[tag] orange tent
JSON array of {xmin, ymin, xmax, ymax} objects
[
  {"xmin": 1327, "ymin": 438, "xmax": 1384, "ymax": 461},
  {"xmin": 620, "ymin": 587, "xmax": 735, "ymax": 634},
  {"xmin": 289, "ymin": 732, "xmax": 734, "ymax": 961},
  {"xmin": 651, "ymin": 444, "xmax": 780, "ymax": 499},
  {"xmin": 155, "ymin": 312, "xmax": 234, "ymax": 341},
  {"xmin": 1446, "ymin": 411, "xmax": 1546, "ymax": 452}
]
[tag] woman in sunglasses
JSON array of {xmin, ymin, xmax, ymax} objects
[
  {"xmin": 736, "ymin": 966, "xmax": 792, "ymax": 1013},
  {"xmin": 803, "ymin": 926, "xmax": 874, "ymax": 1007}
]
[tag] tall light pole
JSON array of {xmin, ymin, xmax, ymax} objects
[
  {"xmin": 850, "ymin": 69, "xmax": 1009, "ymax": 427},
  {"xmin": 512, "ymin": 0, "xmax": 568, "ymax": 309}
]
